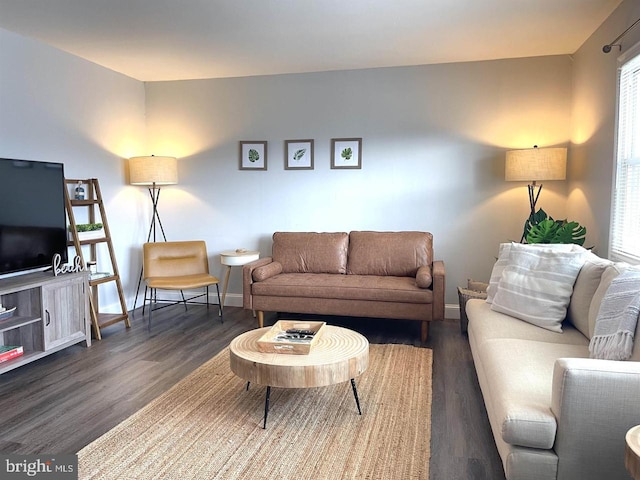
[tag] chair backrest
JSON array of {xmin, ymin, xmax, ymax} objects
[{"xmin": 143, "ymin": 241, "xmax": 210, "ymax": 279}]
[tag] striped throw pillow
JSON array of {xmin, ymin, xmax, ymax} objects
[{"xmin": 490, "ymin": 243, "xmax": 588, "ymax": 332}]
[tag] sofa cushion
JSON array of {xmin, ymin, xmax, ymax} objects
[
  {"xmin": 347, "ymin": 231, "xmax": 432, "ymax": 276},
  {"xmin": 567, "ymin": 252, "xmax": 612, "ymax": 338},
  {"xmin": 415, "ymin": 266, "xmax": 433, "ymax": 288},
  {"xmin": 474, "ymin": 337, "xmax": 589, "ymax": 449},
  {"xmin": 251, "ymin": 273, "xmax": 433, "ymax": 304},
  {"xmin": 272, "ymin": 232, "xmax": 348, "ymax": 274},
  {"xmin": 486, "ymin": 242, "xmax": 577, "ymax": 304},
  {"xmin": 467, "ymin": 300, "xmax": 589, "ymax": 347},
  {"xmin": 252, "ymin": 261, "xmax": 283, "ymax": 282},
  {"xmin": 490, "ymin": 243, "xmax": 587, "ymax": 332}
]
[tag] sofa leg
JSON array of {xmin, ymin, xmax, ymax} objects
[
  {"xmin": 421, "ymin": 321, "xmax": 429, "ymax": 343},
  {"xmin": 257, "ymin": 311, "xmax": 264, "ymax": 328}
]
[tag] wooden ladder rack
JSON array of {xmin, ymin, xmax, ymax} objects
[{"xmin": 64, "ymin": 178, "xmax": 130, "ymax": 340}]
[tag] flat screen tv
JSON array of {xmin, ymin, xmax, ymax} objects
[{"xmin": 0, "ymin": 158, "xmax": 68, "ymax": 276}]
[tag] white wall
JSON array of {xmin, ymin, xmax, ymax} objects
[
  {"xmin": 145, "ymin": 56, "xmax": 573, "ymax": 309},
  {"xmin": 0, "ymin": 28, "xmax": 146, "ymax": 312},
  {"xmin": 569, "ymin": 0, "xmax": 640, "ymax": 255},
  {"xmin": 10, "ymin": 16, "xmax": 627, "ymax": 316}
]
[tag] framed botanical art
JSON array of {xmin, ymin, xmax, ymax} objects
[
  {"xmin": 239, "ymin": 141, "xmax": 268, "ymax": 170},
  {"xmin": 331, "ymin": 138, "xmax": 362, "ymax": 169},
  {"xmin": 285, "ymin": 139, "xmax": 314, "ymax": 170}
]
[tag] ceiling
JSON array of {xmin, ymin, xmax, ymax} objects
[{"xmin": 0, "ymin": 0, "xmax": 623, "ymax": 82}]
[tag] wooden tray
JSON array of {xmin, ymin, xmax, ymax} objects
[{"xmin": 257, "ymin": 320, "xmax": 326, "ymax": 355}]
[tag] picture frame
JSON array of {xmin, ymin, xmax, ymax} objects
[
  {"xmin": 239, "ymin": 141, "xmax": 268, "ymax": 170},
  {"xmin": 331, "ymin": 138, "xmax": 362, "ymax": 169},
  {"xmin": 285, "ymin": 139, "xmax": 314, "ymax": 170}
]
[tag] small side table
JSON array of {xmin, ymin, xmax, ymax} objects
[
  {"xmin": 626, "ymin": 425, "xmax": 640, "ymax": 479},
  {"xmin": 220, "ymin": 249, "xmax": 260, "ymax": 310}
]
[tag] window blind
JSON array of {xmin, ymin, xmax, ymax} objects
[{"xmin": 611, "ymin": 48, "xmax": 640, "ymax": 263}]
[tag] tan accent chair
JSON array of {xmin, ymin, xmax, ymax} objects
[{"xmin": 142, "ymin": 241, "xmax": 222, "ymax": 328}]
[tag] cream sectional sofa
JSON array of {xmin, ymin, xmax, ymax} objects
[{"xmin": 467, "ymin": 248, "xmax": 640, "ymax": 480}]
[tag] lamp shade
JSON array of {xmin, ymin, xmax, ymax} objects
[
  {"xmin": 505, "ymin": 147, "xmax": 567, "ymax": 182},
  {"xmin": 129, "ymin": 156, "xmax": 178, "ymax": 186}
]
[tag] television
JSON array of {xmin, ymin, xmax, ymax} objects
[{"xmin": 0, "ymin": 158, "xmax": 68, "ymax": 276}]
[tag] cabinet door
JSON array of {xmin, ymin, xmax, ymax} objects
[{"xmin": 42, "ymin": 275, "xmax": 88, "ymax": 351}]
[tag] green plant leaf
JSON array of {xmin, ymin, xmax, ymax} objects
[
  {"xmin": 341, "ymin": 147, "xmax": 353, "ymax": 160},
  {"xmin": 526, "ymin": 218, "xmax": 586, "ymax": 245},
  {"xmin": 292, "ymin": 148, "xmax": 306, "ymax": 161},
  {"xmin": 248, "ymin": 149, "xmax": 260, "ymax": 162}
]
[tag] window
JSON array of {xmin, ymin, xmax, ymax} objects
[{"xmin": 610, "ymin": 46, "xmax": 640, "ymax": 263}]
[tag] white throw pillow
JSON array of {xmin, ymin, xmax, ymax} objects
[
  {"xmin": 486, "ymin": 242, "xmax": 577, "ymax": 304},
  {"xmin": 490, "ymin": 243, "xmax": 588, "ymax": 332}
]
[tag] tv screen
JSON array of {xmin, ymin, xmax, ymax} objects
[{"xmin": 0, "ymin": 158, "xmax": 68, "ymax": 275}]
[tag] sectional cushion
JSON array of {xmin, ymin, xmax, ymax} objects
[
  {"xmin": 490, "ymin": 243, "xmax": 587, "ymax": 332},
  {"xmin": 272, "ymin": 232, "xmax": 348, "ymax": 274},
  {"xmin": 347, "ymin": 231, "xmax": 432, "ymax": 276},
  {"xmin": 474, "ymin": 337, "xmax": 589, "ymax": 449},
  {"xmin": 567, "ymin": 253, "xmax": 612, "ymax": 338}
]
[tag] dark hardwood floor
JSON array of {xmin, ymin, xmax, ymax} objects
[{"xmin": 0, "ymin": 305, "xmax": 505, "ymax": 479}]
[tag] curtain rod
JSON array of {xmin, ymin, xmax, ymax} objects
[{"xmin": 603, "ymin": 18, "xmax": 640, "ymax": 53}]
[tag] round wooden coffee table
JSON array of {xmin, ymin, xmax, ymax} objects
[{"xmin": 229, "ymin": 325, "xmax": 369, "ymax": 428}]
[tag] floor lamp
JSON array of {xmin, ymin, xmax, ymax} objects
[
  {"xmin": 129, "ymin": 155, "xmax": 178, "ymax": 311},
  {"xmin": 505, "ymin": 146, "xmax": 567, "ymax": 242}
]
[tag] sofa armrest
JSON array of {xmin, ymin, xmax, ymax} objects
[
  {"xmin": 551, "ymin": 357, "xmax": 640, "ymax": 479},
  {"xmin": 242, "ymin": 257, "xmax": 273, "ymax": 309},
  {"xmin": 432, "ymin": 260, "xmax": 445, "ymax": 320}
]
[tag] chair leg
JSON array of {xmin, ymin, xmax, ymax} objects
[
  {"xmin": 142, "ymin": 285, "xmax": 148, "ymax": 315},
  {"xmin": 180, "ymin": 290, "xmax": 187, "ymax": 311},
  {"xmin": 215, "ymin": 284, "xmax": 223, "ymax": 323},
  {"xmin": 147, "ymin": 287, "xmax": 154, "ymax": 332}
]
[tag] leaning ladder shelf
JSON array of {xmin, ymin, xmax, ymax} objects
[{"xmin": 64, "ymin": 178, "xmax": 130, "ymax": 340}]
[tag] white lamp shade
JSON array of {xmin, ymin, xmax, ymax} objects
[
  {"xmin": 505, "ymin": 147, "xmax": 567, "ymax": 182},
  {"xmin": 129, "ymin": 156, "xmax": 178, "ymax": 185}
]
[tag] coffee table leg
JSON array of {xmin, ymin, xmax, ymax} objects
[
  {"xmin": 263, "ymin": 386, "xmax": 271, "ymax": 429},
  {"xmin": 351, "ymin": 379, "xmax": 362, "ymax": 415}
]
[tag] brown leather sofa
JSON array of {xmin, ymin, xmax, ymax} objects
[{"xmin": 242, "ymin": 231, "xmax": 445, "ymax": 342}]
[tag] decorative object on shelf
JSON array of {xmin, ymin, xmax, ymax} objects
[
  {"xmin": 129, "ymin": 155, "xmax": 178, "ymax": 310},
  {"xmin": 69, "ymin": 223, "xmax": 104, "ymax": 241},
  {"xmin": 285, "ymin": 139, "xmax": 314, "ymax": 170},
  {"xmin": 74, "ymin": 181, "xmax": 85, "ymax": 200},
  {"xmin": 52, "ymin": 253, "xmax": 87, "ymax": 276},
  {"xmin": 524, "ymin": 209, "xmax": 587, "ymax": 246},
  {"xmin": 331, "ymin": 138, "xmax": 362, "ymax": 169},
  {"xmin": 505, "ymin": 145, "xmax": 567, "ymax": 242},
  {"xmin": 239, "ymin": 141, "xmax": 268, "ymax": 170},
  {"xmin": 0, "ymin": 305, "xmax": 16, "ymax": 321}
]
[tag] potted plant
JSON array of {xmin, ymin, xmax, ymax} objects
[
  {"xmin": 524, "ymin": 209, "xmax": 586, "ymax": 245},
  {"xmin": 69, "ymin": 223, "xmax": 104, "ymax": 241}
]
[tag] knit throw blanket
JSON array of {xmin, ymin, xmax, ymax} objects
[{"xmin": 589, "ymin": 270, "xmax": 640, "ymax": 361}]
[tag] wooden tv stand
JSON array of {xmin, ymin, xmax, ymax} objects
[{"xmin": 0, "ymin": 271, "xmax": 90, "ymax": 374}]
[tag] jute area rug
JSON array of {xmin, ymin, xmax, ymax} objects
[{"xmin": 78, "ymin": 343, "xmax": 432, "ymax": 479}]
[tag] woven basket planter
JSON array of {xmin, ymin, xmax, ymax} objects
[{"xmin": 458, "ymin": 279, "xmax": 488, "ymax": 333}]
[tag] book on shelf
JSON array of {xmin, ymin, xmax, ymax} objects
[{"xmin": 0, "ymin": 346, "xmax": 24, "ymax": 363}]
